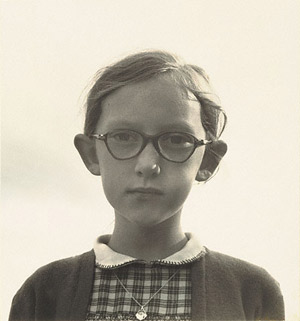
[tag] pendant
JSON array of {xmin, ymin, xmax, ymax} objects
[{"xmin": 135, "ymin": 307, "xmax": 147, "ymax": 320}]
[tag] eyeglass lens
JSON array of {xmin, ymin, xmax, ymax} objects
[{"xmin": 106, "ymin": 130, "xmax": 196, "ymax": 162}]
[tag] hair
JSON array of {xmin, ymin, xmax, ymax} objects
[{"xmin": 84, "ymin": 50, "xmax": 227, "ymax": 141}]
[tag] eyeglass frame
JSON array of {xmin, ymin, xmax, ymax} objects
[{"xmin": 90, "ymin": 130, "xmax": 212, "ymax": 163}]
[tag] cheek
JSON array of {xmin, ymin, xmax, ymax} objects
[
  {"xmin": 96, "ymin": 148, "xmax": 125, "ymax": 195},
  {"xmin": 100, "ymin": 166, "xmax": 127, "ymax": 211},
  {"xmin": 166, "ymin": 161, "xmax": 201, "ymax": 203},
  {"xmin": 97, "ymin": 144, "xmax": 127, "ymax": 177},
  {"xmin": 100, "ymin": 159, "xmax": 128, "ymax": 190},
  {"xmin": 183, "ymin": 149, "xmax": 204, "ymax": 180},
  {"xmin": 171, "ymin": 179, "xmax": 193, "ymax": 203}
]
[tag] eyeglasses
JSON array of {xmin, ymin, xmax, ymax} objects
[{"xmin": 90, "ymin": 129, "xmax": 212, "ymax": 163}]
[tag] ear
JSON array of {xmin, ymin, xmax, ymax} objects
[
  {"xmin": 196, "ymin": 140, "xmax": 227, "ymax": 182},
  {"xmin": 74, "ymin": 134, "xmax": 101, "ymax": 176}
]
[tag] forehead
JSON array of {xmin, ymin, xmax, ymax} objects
[{"xmin": 97, "ymin": 75, "xmax": 205, "ymax": 135}]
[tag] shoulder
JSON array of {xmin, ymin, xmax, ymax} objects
[
  {"xmin": 30, "ymin": 250, "xmax": 95, "ymax": 283},
  {"xmin": 14, "ymin": 249, "xmax": 94, "ymax": 291},
  {"xmin": 202, "ymin": 248, "xmax": 285, "ymax": 320},
  {"xmin": 11, "ymin": 250, "xmax": 94, "ymax": 294},
  {"xmin": 9, "ymin": 250, "xmax": 95, "ymax": 321},
  {"xmin": 204, "ymin": 247, "xmax": 279, "ymax": 287}
]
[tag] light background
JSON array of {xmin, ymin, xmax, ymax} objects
[{"xmin": 1, "ymin": 1, "xmax": 299, "ymax": 320}]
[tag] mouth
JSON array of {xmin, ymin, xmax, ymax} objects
[{"xmin": 127, "ymin": 187, "xmax": 163, "ymax": 195}]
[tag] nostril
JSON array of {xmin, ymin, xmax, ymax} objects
[
  {"xmin": 136, "ymin": 163, "xmax": 161, "ymax": 177},
  {"xmin": 151, "ymin": 164, "xmax": 160, "ymax": 175}
]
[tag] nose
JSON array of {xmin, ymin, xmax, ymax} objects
[{"xmin": 135, "ymin": 142, "xmax": 161, "ymax": 178}]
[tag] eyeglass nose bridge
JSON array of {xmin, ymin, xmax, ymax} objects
[{"xmin": 136, "ymin": 133, "xmax": 162, "ymax": 158}]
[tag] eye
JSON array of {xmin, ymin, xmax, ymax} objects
[
  {"xmin": 170, "ymin": 135, "xmax": 187, "ymax": 144},
  {"xmin": 160, "ymin": 133, "xmax": 194, "ymax": 148},
  {"xmin": 109, "ymin": 130, "xmax": 140, "ymax": 143}
]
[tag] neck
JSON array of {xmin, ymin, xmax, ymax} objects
[{"xmin": 108, "ymin": 211, "xmax": 187, "ymax": 261}]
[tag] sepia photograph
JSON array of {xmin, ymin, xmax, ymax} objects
[{"xmin": 1, "ymin": 1, "xmax": 299, "ymax": 320}]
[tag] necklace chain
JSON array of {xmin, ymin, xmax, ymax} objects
[{"xmin": 114, "ymin": 268, "xmax": 179, "ymax": 318}]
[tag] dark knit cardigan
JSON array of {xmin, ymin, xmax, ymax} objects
[{"xmin": 9, "ymin": 248, "xmax": 284, "ymax": 321}]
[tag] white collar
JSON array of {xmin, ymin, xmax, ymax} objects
[{"xmin": 93, "ymin": 232, "xmax": 206, "ymax": 269}]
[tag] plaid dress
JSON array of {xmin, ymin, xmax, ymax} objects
[{"xmin": 85, "ymin": 234, "xmax": 205, "ymax": 321}]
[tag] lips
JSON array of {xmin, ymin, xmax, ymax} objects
[{"xmin": 127, "ymin": 187, "xmax": 163, "ymax": 195}]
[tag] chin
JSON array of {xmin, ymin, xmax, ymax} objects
[{"xmin": 129, "ymin": 213, "xmax": 172, "ymax": 228}]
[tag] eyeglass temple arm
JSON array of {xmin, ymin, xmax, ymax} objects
[
  {"xmin": 90, "ymin": 134, "xmax": 212, "ymax": 145},
  {"xmin": 90, "ymin": 134, "xmax": 106, "ymax": 140},
  {"xmin": 197, "ymin": 139, "xmax": 213, "ymax": 146}
]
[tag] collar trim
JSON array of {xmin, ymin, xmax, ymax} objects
[{"xmin": 93, "ymin": 233, "xmax": 206, "ymax": 269}]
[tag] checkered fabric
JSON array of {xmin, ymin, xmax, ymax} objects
[{"xmin": 85, "ymin": 263, "xmax": 191, "ymax": 321}]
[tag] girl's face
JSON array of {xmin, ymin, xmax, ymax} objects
[{"xmin": 94, "ymin": 75, "xmax": 206, "ymax": 227}]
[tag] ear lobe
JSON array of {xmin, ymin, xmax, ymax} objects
[
  {"xmin": 74, "ymin": 134, "xmax": 101, "ymax": 176},
  {"xmin": 196, "ymin": 140, "xmax": 227, "ymax": 182}
]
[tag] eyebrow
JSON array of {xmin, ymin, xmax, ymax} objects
[
  {"xmin": 103, "ymin": 120, "xmax": 137, "ymax": 128},
  {"xmin": 161, "ymin": 122, "xmax": 197, "ymax": 134},
  {"xmin": 102, "ymin": 120, "xmax": 197, "ymax": 134}
]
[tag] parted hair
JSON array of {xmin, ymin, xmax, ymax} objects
[{"xmin": 84, "ymin": 50, "xmax": 227, "ymax": 141}]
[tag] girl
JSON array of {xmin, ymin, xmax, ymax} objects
[{"xmin": 9, "ymin": 50, "xmax": 284, "ymax": 321}]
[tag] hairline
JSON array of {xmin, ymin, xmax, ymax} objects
[{"xmin": 84, "ymin": 53, "xmax": 226, "ymax": 139}]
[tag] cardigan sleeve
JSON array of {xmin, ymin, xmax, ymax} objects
[
  {"xmin": 8, "ymin": 265, "xmax": 58, "ymax": 321},
  {"xmin": 261, "ymin": 292, "xmax": 285, "ymax": 320},
  {"xmin": 9, "ymin": 277, "xmax": 36, "ymax": 321},
  {"xmin": 259, "ymin": 272, "xmax": 285, "ymax": 320}
]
